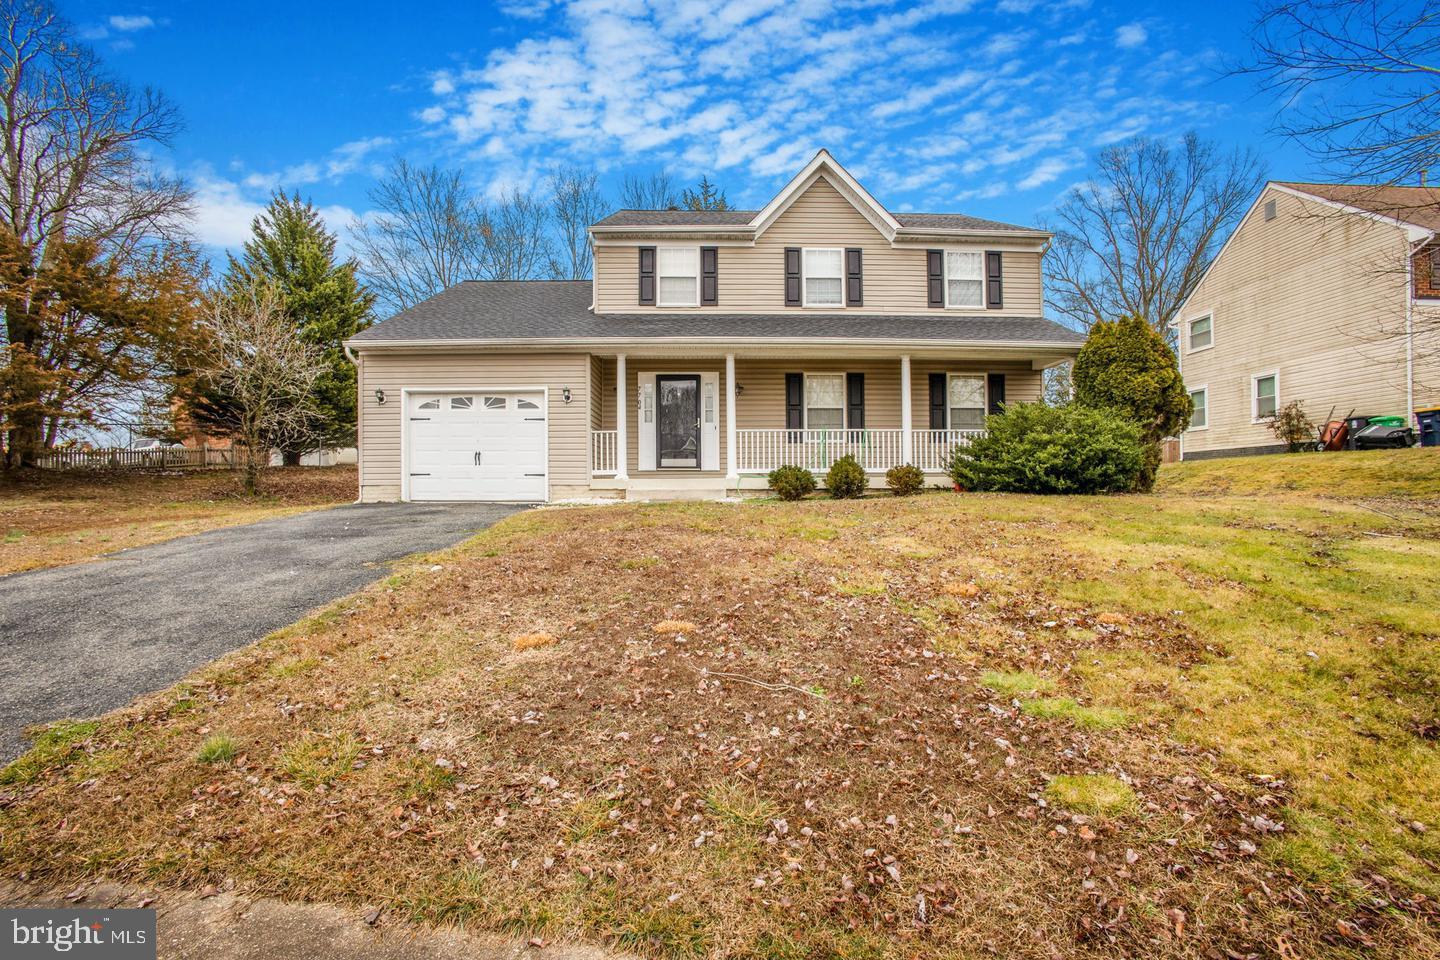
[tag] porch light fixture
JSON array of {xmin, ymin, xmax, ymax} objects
[
  {"xmin": 374, "ymin": 389, "xmax": 386, "ymax": 405},
  {"xmin": 735, "ymin": 383, "xmax": 744, "ymax": 396},
  {"xmin": 562, "ymin": 387, "xmax": 572, "ymax": 404}
]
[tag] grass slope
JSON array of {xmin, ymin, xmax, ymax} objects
[
  {"xmin": 2, "ymin": 451, "xmax": 1438, "ymax": 958},
  {"xmin": 0, "ymin": 467, "xmax": 356, "ymax": 576}
]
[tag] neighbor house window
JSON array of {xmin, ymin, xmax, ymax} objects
[
  {"xmin": 657, "ymin": 247, "xmax": 699, "ymax": 306},
  {"xmin": 803, "ymin": 248, "xmax": 844, "ymax": 307},
  {"xmin": 944, "ymin": 251, "xmax": 985, "ymax": 308},
  {"xmin": 1253, "ymin": 373, "xmax": 1278, "ymax": 420},
  {"xmin": 805, "ymin": 374, "xmax": 845, "ymax": 429},
  {"xmin": 948, "ymin": 375, "xmax": 986, "ymax": 429},
  {"xmin": 1189, "ymin": 388, "xmax": 1208, "ymax": 429},
  {"xmin": 1189, "ymin": 315, "xmax": 1213, "ymax": 351},
  {"xmin": 1264, "ymin": 199, "xmax": 1277, "ymax": 221}
]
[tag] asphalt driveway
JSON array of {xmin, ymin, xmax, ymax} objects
[{"xmin": 0, "ymin": 502, "xmax": 524, "ymax": 761}]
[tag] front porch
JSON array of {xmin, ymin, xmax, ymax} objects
[{"xmin": 582, "ymin": 352, "xmax": 1052, "ymax": 497}]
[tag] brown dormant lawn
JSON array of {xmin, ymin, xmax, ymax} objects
[
  {"xmin": 2, "ymin": 452, "xmax": 1438, "ymax": 958},
  {"xmin": 0, "ymin": 466, "xmax": 356, "ymax": 576}
]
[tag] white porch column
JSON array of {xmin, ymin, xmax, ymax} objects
[
  {"xmin": 725, "ymin": 353, "xmax": 738, "ymax": 486},
  {"xmin": 900, "ymin": 354, "xmax": 913, "ymax": 465},
  {"xmin": 615, "ymin": 354, "xmax": 629, "ymax": 482}
]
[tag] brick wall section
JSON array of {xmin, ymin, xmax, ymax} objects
[{"xmin": 1414, "ymin": 243, "xmax": 1440, "ymax": 300}]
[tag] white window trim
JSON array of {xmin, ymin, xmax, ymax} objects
[
  {"xmin": 1188, "ymin": 314, "xmax": 1214, "ymax": 353},
  {"xmin": 801, "ymin": 247, "xmax": 846, "ymax": 309},
  {"xmin": 1251, "ymin": 370, "xmax": 1279, "ymax": 423},
  {"xmin": 803, "ymin": 372, "xmax": 847, "ymax": 430},
  {"xmin": 1187, "ymin": 385, "xmax": 1209, "ymax": 431},
  {"xmin": 946, "ymin": 372, "xmax": 989, "ymax": 430},
  {"xmin": 656, "ymin": 245, "xmax": 700, "ymax": 308},
  {"xmin": 943, "ymin": 248, "xmax": 987, "ymax": 310}
]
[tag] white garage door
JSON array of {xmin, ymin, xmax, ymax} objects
[{"xmin": 406, "ymin": 391, "xmax": 547, "ymax": 502}]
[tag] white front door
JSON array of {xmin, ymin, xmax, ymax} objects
[{"xmin": 406, "ymin": 391, "xmax": 547, "ymax": 501}]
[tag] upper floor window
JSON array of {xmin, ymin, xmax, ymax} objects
[
  {"xmin": 803, "ymin": 248, "xmax": 844, "ymax": 307},
  {"xmin": 657, "ymin": 247, "xmax": 699, "ymax": 307},
  {"xmin": 1189, "ymin": 315, "xmax": 1213, "ymax": 351},
  {"xmin": 945, "ymin": 251, "xmax": 984, "ymax": 309}
]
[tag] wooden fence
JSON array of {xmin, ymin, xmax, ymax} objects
[{"xmin": 35, "ymin": 445, "xmax": 245, "ymax": 471}]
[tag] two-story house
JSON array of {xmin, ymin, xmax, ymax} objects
[
  {"xmin": 1176, "ymin": 181, "xmax": 1440, "ymax": 459},
  {"xmin": 345, "ymin": 150, "xmax": 1083, "ymax": 501}
]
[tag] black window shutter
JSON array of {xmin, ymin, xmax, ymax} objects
[
  {"xmin": 638, "ymin": 246, "xmax": 655, "ymax": 305},
  {"xmin": 784, "ymin": 247, "xmax": 801, "ymax": 306},
  {"xmin": 785, "ymin": 373, "xmax": 804, "ymax": 429},
  {"xmin": 700, "ymin": 246, "xmax": 718, "ymax": 306},
  {"xmin": 985, "ymin": 251, "xmax": 1003, "ymax": 309},
  {"xmin": 987, "ymin": 373, "xmax": 1006, "ymax": 415},
  {"xmin": 928, "ymin": 373, "xmax": 947, "ymax": 429},
  {"xmin": 926, "ymin": 250, "xmax": 944, "ymax": 307},
  {"xmin": 845, "ymin": 248, "xmax": 863, "ymax": 306},
  {"xmin": 846, "ymin": 372, "xmax": 864, "ymax": 429}
]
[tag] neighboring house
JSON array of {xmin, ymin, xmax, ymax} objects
[
  {"xmin": 1176, "ymin": 181, "xmax": 1440, "ymax": 459},
  {"xmin": 344, "ymin": 150, "xmax": 1083, "ymax": 502}
]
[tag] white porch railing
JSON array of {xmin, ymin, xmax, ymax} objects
[
  {"xmin": 591, "ymin": 430, "xmax": 618, "ymax": 475},
  {"xmin": 910, "ymin": 429, "xmax": 986, "ymax": 472},
  {"xmin": 735, "ymin": 429, "xmax": 905, "ymax": 473}
]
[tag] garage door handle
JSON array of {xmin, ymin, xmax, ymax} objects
[
  {"xmin": 474, "ymin": 451, "xmax": 481, "ymax": 466},
  {"xmin": 409, "ymin": 472, "xmax": 431, "ymax": 477},
  {"xmin": 524, "ymin": 473, "xmax": 545, "ymax": 477},
  {"xmin": 410, "ymin": 417, "xmax": 431, "ymax": 421},
  {"xmin": 523, "ymin": 417, "xmax": 545, "ymax": 421}
]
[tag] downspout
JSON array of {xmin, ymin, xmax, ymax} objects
[{"xmin": 1406, "ymin": 250, "xmax": 1415, "ymax": 426}]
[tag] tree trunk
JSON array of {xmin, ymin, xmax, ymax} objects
[
  {"xmin": 282, "ymin": 448, "xmax": 302, "ymax": 466},
  {"xmin": 243, "ymin": 446, "xmax": 260, "ymax": 496}
]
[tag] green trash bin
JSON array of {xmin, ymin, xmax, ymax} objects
[{"xmin": 1368, "ymin": 415, "xmax": 1407, "ymax": 428}]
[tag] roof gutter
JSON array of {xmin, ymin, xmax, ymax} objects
[{"xmin": 343, "ymin": 335, "xmax": 1084, "ymax": 353}]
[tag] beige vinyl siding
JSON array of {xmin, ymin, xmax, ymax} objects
[
  {"xmin": 593, "ymin": 176, "xmax": 1043, "ymax": 317},
  {"xmin": 1180, "ymin": 186, "xmax": 1438, "ymax": 456},
  {"xmin": 356, "ymin": 352, "xmax": 591, "ymax": 502}
]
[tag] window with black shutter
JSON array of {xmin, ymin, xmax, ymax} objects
[
  {"xmin": 987, "ymin": 373, "xmax": 1006, "ymax": 415},
  {"xmin": 638, "ymin": 246, "xmax": 655, "ymax": 305},
  {"xmin": 928, "ymin": 373, "xmax": 946, "ymax": 429},
  {"xmin": 926, "ymin": 250, "xmax": 944, "ymax": 307},
  {"xmin": 701, "ymin": 247, "xmax": 718, "ymax": 306},
  {"xmin": 846, "ymin": 372, "xmax": 865, "ymax": 429},
  {"xmin": 985, "ymin": 251, "xmax": 1003, "ymax": 309},
  {"xmin": 784, "ymin": 248, "xmax": 801, "ymax": 306},
  {"xmin": 845, "ymin": 248, "xmax": 863, "ymax": 306},
  {"xmin": 785, "ymin": 372, "xmax": 804, "ymax": 440}
]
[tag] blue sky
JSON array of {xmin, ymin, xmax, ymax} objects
[{"xmin": 63, "ymin": 0, "xmax": 1312, "ymax": 257}]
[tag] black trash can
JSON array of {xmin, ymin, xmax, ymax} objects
[
  {"xmin": 1417, "ymin": 407, "xmax": 1440, "ymax": 448},
  {"xmin": 1344, "ymin": 415, "xmax": 1376, "ymax": 451}
]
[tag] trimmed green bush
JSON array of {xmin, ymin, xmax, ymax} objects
[
  {"xmin": 885, "ymin": 464, "xmax": 925, "ymax": 496},
  {"xmin": 767, "ymin": 465, "xmax": 816, "ymax": 501},
  {"xmin": 1073, "ymin": 315, "xmax": 1192, "ymax": 441},
  {"xmin": 948, "ymin": 402, "xmax": 1145, "ymax": 494},
  {"xmin": 825, "ymin": 455, "xmax": 867, "ymax": 499}
]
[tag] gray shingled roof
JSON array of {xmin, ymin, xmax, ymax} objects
[
  {"xmin": 592, "ymin": 209, "xmax": 1039, "ymax": 233},
  {"xmin": 348, "ymin": 281, "xmax": 1084, "ymax": 347}
]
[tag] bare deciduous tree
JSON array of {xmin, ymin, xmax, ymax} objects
[
  {"xmin": 1044, "ymin": 134, "xmax": 1264, "ymax": 336},
  {"xmin": 478, "ymin": 188, "xmax": 553, "ymax": 281},
  {"xmin": 194, "ymin": 285, "xmax": 326, "ymax": 495},
  {"xmin": 549, "ymin": 167, "xmax": 609, "ymax": 279},
  {"xmin": 620, "ymin": 171, "xmax": 677, "ymax": 210},
  {"xmin": 349, "ymin": 159, "xmax": 488, "ymax": 316},
  {"xmin": 1244, "ymin": 0, "xmax": 1439, "ymax": 191},
  {"xmin": 0, "ymin": 0, "xmax": 195, "ymax": 467}
]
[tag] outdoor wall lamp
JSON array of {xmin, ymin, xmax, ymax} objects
[
  {"xmin": 735, "ymin": 383, "xmax": 744, "ymax": 396},
  {"xmin": 374, "ymin": 389, "xmax": 386, "ymax": 405},
  {"xmin": 562, "ymin": 387, "xmax": 572, "ymax": 404}
]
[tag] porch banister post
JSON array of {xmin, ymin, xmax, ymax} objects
[
  {"xmin": 900, "ymin": 354, "xmax": 913, "ymax": 465},
  {"xmin": 725, "ymin": 353, "xmax": 738, "ymax": 485},
  {"xmin": 615, "ymin": 354, "xmax": 629, "ymax": 482}
]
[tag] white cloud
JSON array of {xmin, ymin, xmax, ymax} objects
[
  {"xmin": 1115, "ymin": 23, "xmax": 1148, "ymax": 48},
  {"xmin": 108, "ymin": 15, "xmax": 155, "ymax": 31},
  {"xmin": 239, "ymin": 136, "xmax": 394, "ymax": 193},
  {"xmin": 407, "ymin": 0, "xmax": 1217, "ymax": 209},
  {"xmin": 191, "ymin": 170, "xmax": 362, "ymax": 254}
]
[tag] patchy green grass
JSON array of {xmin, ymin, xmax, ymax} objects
[
  {"xmin": 704, "ymin": 782, "xmax": 781, "ymax": 831},
  {"xmin": 1045, "ymin": 775, "xmax": 1138, "ymax": 817},
  {"xmin": 980, "ymin": 670, "xmax": 1056, "ymax": 698},
  {"xmin": 1021, "ymin": 697, "xmax": 1129, "ymax": 729},
  {"xmin": 195, "ymin": 733, "xmax": 237, "ymax": 765},
  {"xmin": 278, "ymin": 733, "xmax": 360, "ymax": 789},
  {"xmin": 1155, "ymin": 446, "xmax": 1440, "ymax": 498},
  {"xmin": 0, "ymin": 719, "xmax": 99, "ymax": 785}
]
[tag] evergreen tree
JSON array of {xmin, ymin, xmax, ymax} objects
[
  {"xmin": 224, "ymin": 193, "xmax": 374, "ymax": 456},
  {"xmin": 681, "ymin": 176, "xmax": 729, "ymax": 211}
]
